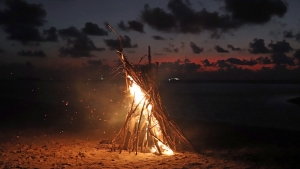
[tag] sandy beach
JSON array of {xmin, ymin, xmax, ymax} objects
[
  {"xmin": 1, "ymin": 81, "xmax": 300, "ymax": 168},
  {"xmin": 1, "ymin": 119, "xmax": 300, "ymax": 169},
  {"xmin": 0, "ymin": 131, "xmax": 239, "ymax": 168},
  {"xmin": 1, "ymin": 0, "xmax": 300, "ymax": 168},
  {"xmin": 0, "ymin": 128, "xmax": 252, "ymax": 169}
]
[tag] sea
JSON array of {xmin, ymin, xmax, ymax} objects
[
  {"xmin": 1, "ymin": 80, "xmax": 300, "ymax": 131},
  {"xmin": 160, "ymin": 82, "xmax": 300, "ymax": 131}
]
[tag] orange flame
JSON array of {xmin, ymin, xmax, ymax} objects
[{"xmin": 128, "ymin": 75, "xmax": 174, "ymax": 155}]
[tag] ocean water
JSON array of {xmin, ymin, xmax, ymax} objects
[
  {"xmin": 159, "ymin": 83, "xmax": 300, "ymax": 131},
  {"xmin": 1, "ymin": 81, "xmax": 300, "ymax": 131}
]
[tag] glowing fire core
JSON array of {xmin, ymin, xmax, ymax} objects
[{"xmin": 128, "ymin": 76, "xmax": 174, "ymax": 155}]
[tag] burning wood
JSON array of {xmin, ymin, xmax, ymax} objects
[{"xmin": 108, "ymin": 25, "xmax": 195, "ymax": 155}]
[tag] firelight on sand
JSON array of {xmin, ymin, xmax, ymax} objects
[{"xmin": 128, "ymin": 75, "xmax": 174, "ymax": 155}]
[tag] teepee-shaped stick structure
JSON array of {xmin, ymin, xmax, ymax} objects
[{"xmin": 108, "ymin": 25, "xmax": 195, "ymax": 155}]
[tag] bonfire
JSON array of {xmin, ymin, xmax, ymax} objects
[{"xmin": 108, "ymin": 25, "xmax": 195, "ymax": 155}]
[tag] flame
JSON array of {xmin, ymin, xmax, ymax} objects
[
  {"xmin": 127, "ymin": 75, "xmax": 174, "ymax": 155},
  {"xmin": 151, "ymin": 140, "xmax": 174, "ymax": 155},
  {"xmin": 128, "ymin": 76, "xmax": 148, "ymax": 106}
]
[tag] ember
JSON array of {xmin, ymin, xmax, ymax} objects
[{"xmin": 108, "ymin": 24, "xmax": 195, "ymax": 155}]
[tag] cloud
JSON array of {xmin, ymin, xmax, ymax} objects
[
  {"xmin": 0, "ymin": 0, "xmax": 47, "ymax": 44},
  {"xmin": 163, "ymin": 47, "xmax": 173, "ymax": 53},
  {"xmin": 82, "ymin": 22, "xmax": 108, "ymax": 36},
  {"xmin": 215, "ymin": 45, "xmax": 229, "ymax": 53},
  {"xmin": 159, "ymin": 58, "xmax": 200, "ymax": 72},
  {"xmin": 167, "ymin": 0, "xmax": 240, "ymax": 33},
  {"xmin": 268, "ymin": 40, "xmax": 293, "ymax": 53},
  {"xmin": 159, "ymin": 59, "xmax": 182, "ymax": 72},
  {"xmin": 118, "ymin": 21, "xmax": 130, "ymax": 31},
  {"xmin": 283, "ymin": 30, "xmax": 294, "ymax": 38},
  {"xmin": 249, "ymin": 38, "xmax": 270, "ymax": 54},
  {"xmin": 18, "ymin": 50, "xmax": 46, "ymax": 57},
  {"xmin": 152, "ymin": 35, "xmax": 165, "ymax": 40},
  {"xmin": 249, "ymin": 39, "xmax": 295, "ymax": 66},
  {"xmin": 256, "ymin": 56, "xmax": 272, "ymax": 64},
  {"xmin": 184, "ymin": 62, "xmax": 201, "ymax": 72},
  {"xmin": 128, "ymin": 20, "xmax": 145, "ymax": 33},
  {"xmin": 181, "ymin": 42, "xmax": 185, "ymax": 50},
  {"xmin": 224, "ymin": 0, "xmax": 287, "ymax": 24},
  {"xmin": 173, "ymin": 48, "xmax": 179, "ymax": 53},
  {"xmin": 184, "ymin": 58, "xmax": 191, "ymax": 64},
  {"xmin": 58, "ymin": 26, "xmax": 81, "ymax": 39},
  {"xmin": 173, "ymin": 0, "xmax": 241, "ymax": 33},
  {"xmin": 296, "ymin": 32, "xmax": 300, "ymax": 42},
  {"xmin": 201, "ymin": 59, "xmax": 214, "ymax": 67},
  {"xmin": 198, "ymin": 1, "xmax": 204, "ymax": 6},
  {"xmin": 0, "ymin": 0, "xmax": 46, "ymax": 26},
  {"xmin": 87, "ymin": 59, "xmax": 103, "ymax": 66},
  {"xmin": 226, "ymin": 58, "xmax": 258, "ymax": 66},
  {"xmin": 104, "ymin": 35, "xmax": 138, "ymax": 50},
  {"xmin": 215, "ymin": 59, "xmax": 232, "ymax": 68},
  {"xmin": 166, "ymin": 0, "xmax": 202, "ymax": 33},
  {"xmin": 140, "ymin": 4, "xmax": 177, "ymax": 32},
  {"xmin": 162, "ymin": 45, "xmax": 180, "ymax": 53},
  {"xmin": 293, "ymin": 49, "xmax": 300, "ymax": 64},
  {"xmin": 43, "ymin": 27, "xmax": 58, "ymax": 42},
  {"xmin": 249, "ymin": 39, "xmax": 294, "ymax": 67},
  {"xmin": 189, "ymin": 42, "xmax": 204, "ymax": 54},
  {"xmin": 210, "ymin": 30, "xmax": 223, "ymax": 39},
  {"xmin": 140, "ymin": 0, "xmax": 287, "ymax": 35},
  {"xmin": 4, "ymin": 25, "xmax": 44, "ymax": 45},
  {"xmin": 58, "ymin": 26, "xmax": 105, "ymax": 57},
  {"xmin": 59, "ymin": 35, "xmax": 105, "ymax": 58},
  {"xmin": 185, "ymin": 0, "xmax": 191, "ymax": 6},
  {"xmin": 227, "ymin": 44, "xmax": 242, "ymax": 51},
  {"xmin": 117, "ymin": 20, "xmax": 145, "ymax": 33},
  {"xmin": 273, "ymin": 20, "xmax": 288, "ymax": 28},
  {"xmin": 271, "ymin": 53, "xmax": 294, "ymax": 66},
  {"xmin": 203, "ymin": 56, "xmax": 274, "ymax": 69},
  {"xmin": 269, "ymin": 30, "xmax": 281, "ymax": 38}
]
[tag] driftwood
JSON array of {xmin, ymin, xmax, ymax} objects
[{"xmin": 108, "ymin": 24, "xmax": 196, "ymax": 155}]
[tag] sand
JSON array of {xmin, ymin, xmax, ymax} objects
[
  {"xmin": 1, "ymin": 120, "xmax": 300, "ymax": 169},
  {"xmin": 1, "ymin": 81, "xmax": 300, "ymax": 168},
  {"xmin": 0, "ymin": 128, "xmax": 252, "ymax": 169}
]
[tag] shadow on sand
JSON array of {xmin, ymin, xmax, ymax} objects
[{"xmin": 176, "ymin": 119, "xmax": 300, "ymax": 168}]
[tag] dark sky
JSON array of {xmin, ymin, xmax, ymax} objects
[{"xmin": 0, "ymin": 0, "xmax": 300, "ymax": 80}]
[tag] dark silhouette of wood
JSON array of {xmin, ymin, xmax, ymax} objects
[{"xmin": 107, "ymin": 24, "xmax": 196, "ymax": 155}]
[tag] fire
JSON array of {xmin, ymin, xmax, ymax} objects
[
  {"xmin": 151, "ymin": 141, "xmax": 174, "ymax": 155},
  {"xmin": 109, "ymin": 24, "xmax": 195, "ymax": 155},
  {"xmin": 128, "ymin": 76, "xmax": 149, "ymax": 107},
  {"xmin": 127, "ymin": 75, "xmax": 174, "ymax": 155}
]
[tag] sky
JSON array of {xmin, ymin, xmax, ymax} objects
[{"xmin": 0, "ymin": 0, "xmax": 300, "ymax": 81}]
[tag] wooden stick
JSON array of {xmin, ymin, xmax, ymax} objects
[
  {"xmin": 107, "ymin": 24, "xmax": 123, "ymax": 52},
  {"xmin": 107, "ymin": 24, "xmax": 197, "ymax": 154},
  {"xmin": 136, "ymin": 100, "xmax": 146, "ymax": 155},
  {"xmin": 154, "ymin": 139, "xmax": 162, "ymax": 155}
]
